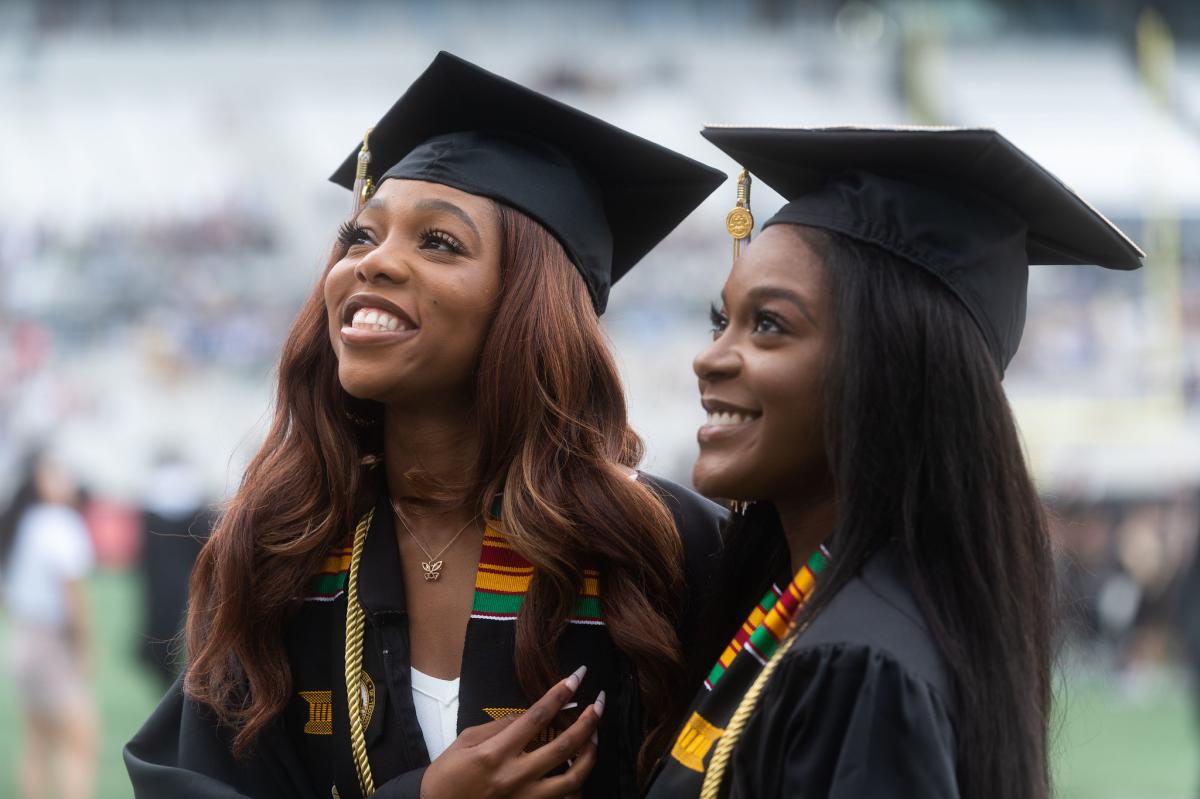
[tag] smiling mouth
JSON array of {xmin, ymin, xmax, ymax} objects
[
  {"xmin": 704, "ymin": 410, "xmax": 758, "ymax": 428},
  {"xmin": 698, "ymin": 404, "xmax": 761, "ymax": 444},
  {"xmin": 348, "ymin": 307, "xmax": 413, "ymax": 333},
  {"xmin": 339, "ymin": 294, "xmax": 419, "ymax": 344}
]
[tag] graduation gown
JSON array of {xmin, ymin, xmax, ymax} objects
[
  {"xmin": 138, "ymin": 505, "xmax": 209, "ymax": 686},
  {"xmin": 124, "ymin": 472, "xmax": 725, "ymax": 799},
  {"xmin": 645, "ymin": 544, "xmax": 959, "ymax": 798}
]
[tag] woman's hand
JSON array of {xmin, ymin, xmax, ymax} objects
[{"xmin": 419, "ymin": 666, "xmax": 603, "ymax": 799}]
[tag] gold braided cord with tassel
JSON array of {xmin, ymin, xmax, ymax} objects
[
  {"xmin": 699, "ymin": 620, "xmax": 807, "ymax": 799},
  {"xmin": 345, "ymin": 508, "xmax": 376, "ymax": 797},
  {"xmin": 724, "ymin": 169, "xmax": 754, "ymax": 262},
  {"xmin": 352, "ymin": 127, "xmax": 376, "ymax": 216}
]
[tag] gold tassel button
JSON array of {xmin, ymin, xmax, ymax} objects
[
  {"xmin": 726, "ymin": 206, "xmax": 753, "ymax": 240},
  {"xmin": 726, "ymin": 169, "xmax": 754, "ymax": 261}
]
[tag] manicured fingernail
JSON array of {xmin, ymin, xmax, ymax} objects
[
  {"xmin": 590, "ymin": 730, "xmax": 599, "ymax": 746},
  {"xmin": 593, "ymin": 690, "xmax": 606, "ymax": 718},
  {"xmin": 565, "ymin": 665, "xmax": 587, "ymax": 692},
  {"xmin": 561, "ymin": 701, "xmax": 579, "ymax": 710}
]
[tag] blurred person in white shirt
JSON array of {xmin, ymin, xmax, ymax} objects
[{"xmin": 0, "ymin": 450, "xmax": 97, "ymax": 799}]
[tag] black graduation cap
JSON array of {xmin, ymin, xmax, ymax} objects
[
  {"xmin": 330, "ymin": 51, "xmax": 725, "ymax": 314},
  {"xmin": 700, "ymin": 126, "xmax": 1144, "ymax": 371}
]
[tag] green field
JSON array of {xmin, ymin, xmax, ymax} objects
[
  {"xmin": 0, "ymin": 570, "xmax": 1197, "ymax": 798},
  {"xmin": 1053, "ymin": 661, "xmax": 1200, "ymax": 799}
]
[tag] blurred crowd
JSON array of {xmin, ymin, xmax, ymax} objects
[{"xmin": 1052, "ymin": 492, "xmax": 1200, "ymax": 678}]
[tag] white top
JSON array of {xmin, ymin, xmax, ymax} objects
[
  {"xmin": 410, "ymin": 667, "xmax": 461, "ymax": 761},
  {"xmin": 2, "ymin": 503, "xmax": 94, "ymax": 629}
]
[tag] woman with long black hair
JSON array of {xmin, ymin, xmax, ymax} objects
[
  {"xmin": 645, "ymin": 126, "xmax": 1143, "ymax": 798},
  {"xmin": 124, "ymin": 53, "xmax": 726, "ymax": 799}
]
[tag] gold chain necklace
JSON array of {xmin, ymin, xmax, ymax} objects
[{"xmin": 389, "ymin": 498, "xmax": 479, "ymax": 582}]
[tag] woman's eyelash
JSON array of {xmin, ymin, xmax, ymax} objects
[
  {"xmin": 419, "ymin": 228, "xmax": 466, "ymax": 255},
  {"xmin": 753, "ymin": 309, "xmax": 785, "ymax": 333},
  {"xmin": 707, "ymin": 304, "xmax": 785, "ymax": 336},
  {"xmin": 336, "ymin": 221, "xmax": 371, "ymax": 248},
  {"xmin": 709, "ymin": 303, "xmax": 728, "ymax": 334},
  {"xmin": 335, "ymin": 223, "xmax": 466, "ymax": 255}
]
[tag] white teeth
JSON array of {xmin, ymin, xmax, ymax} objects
[
  {"xmin": 350, "ymin": 307, "xmax": 410, "ymax": 332},
  {"xmin": 706, "ymin": 411, "xmax": 756, "ymax": 427}
]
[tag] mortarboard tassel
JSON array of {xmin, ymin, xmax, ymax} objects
[
  {"xmin": 351, "ymin": 127, "xmax": 376, "ymax": 216},
  {"xmin": 725, "ymin": 168, "xmax": 754, "ymax": 263}
]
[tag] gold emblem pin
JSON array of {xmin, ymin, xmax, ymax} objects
[
  {"xmin": 726, "ymin": 207, "xmax": 753, "ymax": 240},
  {"xmin": 358, "ymin": 671, "xmax": 376, "ymax": 729},
  {"xmin": 725, "ymin": 169, "xmax": 754, "ymax": 261}
]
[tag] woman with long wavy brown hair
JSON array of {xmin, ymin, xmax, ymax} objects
[{"xmin": 124, "ymin": 53, "xmax": 726, "ymax": 799}]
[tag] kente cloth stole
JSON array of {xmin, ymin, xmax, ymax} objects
[
  {"xmin": 307, "ymin": 497, "xmax": 605, "ymax": 624},
  {"xmin": 292, "ymin": 496, "xmax": 619, "ymax": 798},
  {"xmin": 704, "ymin": 544, "xmax": 830, "ymax": 689},
  {"xmin": 470, "ymin": 524, "xmax": 603, "ymax": 625},
  {"xmin": 304, "ymin": 540, "xmax": 354, "ymax": 601},
  {"xmin": 665, "ymin": 544, "xmax": 829, "ymax": 777}
]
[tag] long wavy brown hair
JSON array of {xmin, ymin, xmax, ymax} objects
[{"xmin": 184, "ymin": 201, "xmax": 685, "ymax": 779}]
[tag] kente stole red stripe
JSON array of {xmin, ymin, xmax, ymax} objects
[{"xmin": 704, "ymin": 544, "xmax": 830, "ymax": 690}]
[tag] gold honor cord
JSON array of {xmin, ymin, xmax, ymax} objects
[
  {"xmin": 345, "ymin": 508, "xmax": 376, "ymax": 797},
  {"xmin": 725, "ymin": 169, "xmax": 754, "ymax": 263},
  {"xmin": 699, "ymin": 620, "xmax": 806, "ymax": 799}
]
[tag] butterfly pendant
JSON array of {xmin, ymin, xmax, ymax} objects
[{"xmin": 421, "ymin": 560, "xmax": 443, "ymax": 582}]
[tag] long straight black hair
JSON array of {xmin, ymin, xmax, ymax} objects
[{"xmin": 692, "ymin": 227, "xmax": 1054, "ymax": 799}]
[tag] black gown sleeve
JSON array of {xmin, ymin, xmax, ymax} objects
[
  {"xmin": 637, "ymin": 472, "xmax": 727, "ymax": 650},
  {"xmin": 124, "ymin": 676, "xmax": 319, "ymax": 799},
  {"xmin": 727, "ymin": 643, "xmax": 959, "ymax": 799},
  {"xmin": 372, "ymin": 768, "xmax": 426, "ymax": 798}
]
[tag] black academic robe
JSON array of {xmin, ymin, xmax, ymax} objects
[
  {"xmin": 124, "ymin": 472, "xmax": 725, "ymax": 799},
  {"xmin": 139, "ymin": 506, "xmax": 210, "ymax": 687},
  {"xmin": 645, "ymin": 544, "xmax": 959, "ymax": 798}
]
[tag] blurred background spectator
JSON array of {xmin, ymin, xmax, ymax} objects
[
  {"xmin": 0, "ymin": 450, "xmax": 96, "ymax": 799},
  {"xmin": 0, "ymin": 1, "xmax": 1197, "ymax": 797},
  {"xmin": 135, "ymin": 450, "xmax": 209, "ymax": 691}
]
